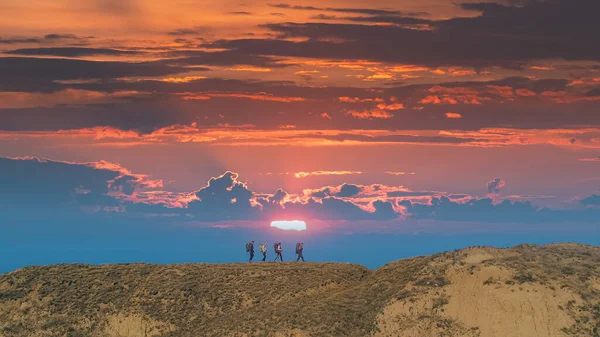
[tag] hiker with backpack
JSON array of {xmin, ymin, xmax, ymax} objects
[
  {"xmin": 259, "ymin": 242, "xmax": 267, "ymax": 262},
  {"xmin": 246, "ymin": 240, "xmax": 255, "ymax": 263},
  {"xmin": 296, "ymin": 242, "xmax": 305, "ymax": 262},
  {"xmin": 273, "ymin": 242, "xmax": 283, "ymax": 262}
]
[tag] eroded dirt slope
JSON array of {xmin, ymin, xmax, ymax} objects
[{"xmin": 0, "ymin": 243, "xmax": 598, "ymax": 337}]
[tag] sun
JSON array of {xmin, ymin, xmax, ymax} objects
[{"xmin": 270, "ymin": 220, "xmax": 307, "ymax": 231}]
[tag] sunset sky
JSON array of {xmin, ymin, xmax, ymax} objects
[{"xmin": 1, "ymin": 0, "xmax": 599, "ymax": 271}]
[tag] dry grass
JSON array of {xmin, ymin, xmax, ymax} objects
[
  {"xmin": 480, "ymin": 243, "xmax": 600, "ymax": 336},
  {"xmin": 0, "ymin": 243, "xmax": 598, "ymax": 337}
]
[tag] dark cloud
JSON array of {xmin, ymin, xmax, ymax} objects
[
  {"xmin": 0, "ymin": 57, "xmax": 190, "ymax": 80},
  {"xmin": 315, "ymin": 15, "xmax": 432, "ymax": 25},
  {"xmin": 168, "ymin": 28, "xmax": 206, "ymax": 36},
  {"xmin": 585, "ymin": 88, "xmax": 600, "ymax": 97},
  {"xmin": 2, "ymin": 157, "xmax": 599, "ymax": 225},
  {"xmin": 162, "ymin": 50, "xmax": 289, "ymax": 68},
  {"xmin": 187, "ymin": 172, "xmax": 258, "ymax": 221},
  {"xmin": 319, "ymin": 133, "xmax": 482, "ymax": 144},
  {"xmin": 0, "ymin": 73, "xmax": 597, "ymax": 132},
  {"xmin": 3, "ymin": 48, "xmax": 289, "ymax": 68},
  {"xmin": 306, "ymin": 187, "xmax": 333, "ymax": 198},
  {"xmin": 310, "ymin": 14, "xmax": 339, "ymax": 20},
  {"xmin": 0, "ymin": 157, "xmax": 398, "ymax": 222},
  {"xmin": 95, "ymin": 0, "xmax": 138, "ymax": 15},
  {"xmin": 580, "ymin": 194, "xmax": 600, "ymax": 206},
  {"xmin": 0, "ymin": 157, "xmax": 146, "ymax": 211},
  {"xmin": 270, "ymin": 188, "xmax": 288, "ymax": 203},
  {"xmin": 179, "ymin": 172, "xmax": 398, "ymax": 221},
  {"xmin": 487, "ymin": 177, "xmax": 506, "ymax": 194},
  {"xmin": 0, "ymin": 33, "xmax": 89, "ymax": 45},
  {"xmin": 229, "ymin": 11, "xmax": 253, "ymax": 15},
  {"xmin": 279, "ymin": 197, "xmax": 397, "ymax": 221},
  {"xmin": 269, "ymin": 3, "xmax": 423, "ymax": 16},
  {"xmin": 336, "ymin": 183, "xmax": 362, "ymax": 197},
  {"xmin": 4, "ymin": 47, "xmax": 141, "ymax": 57},
  {"xmin": 401, "ymin": 196, "xmax": 600, "ymax": 224},
  {"xmin": 207, "ymin": 0, "xmax": 600, "ymax": 68},
  {"xmin": 0, "ymin": 37, "xmax": 41, "ymax": 44},
  {"xmin": 453, "ymin": 0, "xmax": 596, "ymax": 41},
  {"xmin": 0, "ymin": 104, "xmax": 186, "ymax": 133},
  {"xmin": 43, "ymin": 34, "xmax": 80, "ymax": 40},
  {"xmin": 386, "ymin": 190, "xmax": 435, "ymax": 197},
  {"xmin": 0, "ymin": 57, "xmax": 193, "ymax": 92}
]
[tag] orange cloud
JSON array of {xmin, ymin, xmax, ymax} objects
[
  {"xmin": 180, "ymin": 94, "xmax": 212, "ymax": 100},
  {"xmin": 568, "ymin": 77, "xmax": 600, "ymax": 86},
  {"xmin": 428, "ymin": 87, "xmax": 478, "ymax": 95},
  {"xmin": 578, "ymin": 157, "xmax": 600, "ymax": 162},
  {"xmin": 180, "ymin": 92, "xmax": 306, "ymax": 102},
  {"xmin": 346, "ymin": 109, "xmax": 393, "ymax": 119},
  {"xmin": 440, "ymin": 127, "xmax": 600, "ymax": 148},
  {"xmin": 6, "ymin": 126, "xmax": 600, "ymax": 149},
  {"xmin": 385, "ymin": 171, "xmax": 416, "ymax": 176},
  {"xmin": 420, "ymin": 86, "xmax": 515, "ymax": 104},
  {"xmin": 294, "ymin": 171, "xmax": 362, "ymax": 178},
  {"xmin": 486, "ymin": 85, "xmax": 514, "ymax": 99},
  {"xmin": 365, "ymin": 72, "xmax": 393, "ymax": 81},
  {"xmin": 338, "ymin": 96, "xmax": 384, "ymax": 103},
  {"xmin": 86, "ymin": 160, "xmax": 163, "ymax": 190},
  {"xmin": 419, "ymin": 95, "xmax": 458, "ymax": 105},
  {"xmin": 160, "ymin": 76, "xmax": 206, "ymax": 83},
  {"xmin": 388, "ymin": 65, "xmax": 429, "ymax": 73},
  {"xmin": 226, "ymin": 66, "xmax": 272, "ymax": 72},
  {"xmin": 515, "ymin": 88, "xmax": 537, "ymax": 97},
  {"xmin": 339, "ymin": 96, "xmax": 362, "ymax": 103},
  {"xmin": 530, "ymin": 66, "xmax": 553, "ymax": 70},
  {"xmin": 294, "ymin": 70, "xmax": 319, "ymax": 75},
  {"xmin": 541, "ymin": 91, "xmax": 600, "ymax": 104},
  {"xmin": 450, "ymin": 70, "xmax": 476, "ymax": 76},
  {"xmin": 124, "ymin": 190, "xmax": 199, "ymax": 208},
  {"xmin": 445, "ymin": 112, "xmax": 463, "ymax": 119},
  {"xmin": 320, "ymin": 112, "xmax": 332, "ymax": 119},
  {"xmin": 430, "ymin": 69, "xmax": 446, "ymax": 75},
  {"xmin": 376, "ymin": 103, "xmax": 405, "ymax": 111}
]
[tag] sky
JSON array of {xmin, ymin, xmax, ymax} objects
[{"xmin": 0, "ymin": 0, "xmax": 599, "ymax": 272}]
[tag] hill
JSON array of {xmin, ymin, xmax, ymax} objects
[{"xmin": 0, "ymin": 243, "xmax": 599, "ymax": 337}]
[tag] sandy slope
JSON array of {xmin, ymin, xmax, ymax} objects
[
  {"xmin": 374, "ymin": 247, "xmax": 583, "ymax": 337},
  {"xmin": 0, "ymin": 244, "xmax": 598, "ymax": 337}
]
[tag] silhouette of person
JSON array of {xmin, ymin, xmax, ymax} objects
[
  {"xmin": 296, "ymin": 242, "xmax": 305, "ymax": 262},
  {"xmin": 259, "ymin": 242, "xmax": 267, "ymax": 261},
  {"xmin": 247, "ymin": 240, "xmax": 255, "ymax": 262},
  {"xmin": 274, "ymin": 242, "xmax": 283, "ymax": 262}
]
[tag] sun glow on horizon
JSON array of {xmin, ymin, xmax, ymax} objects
[{"xmin": 270, "ymin": 220, "xmax": 307, "ymax": 231}]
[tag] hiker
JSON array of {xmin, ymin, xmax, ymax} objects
[
  {"xmin": 296, "ymin": 242, "xmax": 305, "ymax": 262},
  {"xmin": 259, "ymin": 242, "xmax": 267, "ymax": 261},
  {"xmin": 273, "ymin": 242, "xmax": 283, "ymax": 262},
  {"xmin": 246, "ymin": 240, "xmax": 255, "ymax": 262}
]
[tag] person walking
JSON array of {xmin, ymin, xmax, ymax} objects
[
  {"xmin": 296, "ymin": 242, "xmax": 305, "ymax": 262},
  {"xmin": 246, "ymin": 240, "xmax": 255, "ymax": 263},
  {"xmin": 259, "ymin": 242, "xmax": 267, "ymax": 261},
  {"xmin": 273, "ymin": 242, "xmax": 283, "ymax": 262}
]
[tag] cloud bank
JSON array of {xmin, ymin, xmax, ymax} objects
[{"xmin": 2, "ymin": 157, "xmax": 598, "ymax": 229}]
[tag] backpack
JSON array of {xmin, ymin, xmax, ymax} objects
[
  {"xmin": 246, "ymin": 242, "xmax": 252, "ymax": 252},
  {"xmin": 273, "ymin": 243, "xmax": 278, "ymax": 251},
  {"xmin": 296, "ymin": 243, "xmax": 301, "ymax": 253}
]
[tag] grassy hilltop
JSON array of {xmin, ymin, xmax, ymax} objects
[{"xmin": 1, "ymin": 243, "xmax": 599, "ymax": 337}]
